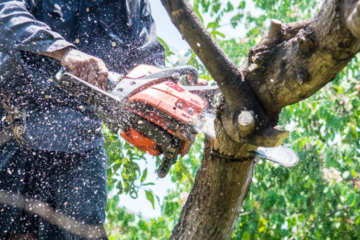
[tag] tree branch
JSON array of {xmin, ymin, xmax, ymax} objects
[
  {"xmin": 158, "ymin": 0, "xmax": 360, "ymax": 239},
  {"xmin": 245, "ymin": 0, "xmax": 360, "ymax": 120},
  {"xmin": 326, "ymin": 205, "xmax": 351, "ymax": 217},
  {"xmin": 159, "ymin": 0, "xmax": 244, "ymax": 106},
  {"xmin": 288, "ymin": 192, "xmax": 315, "ymax": 240},
  {"xmin": 160, "ymin": 0, "xmax": 289, "ymax": 147}
]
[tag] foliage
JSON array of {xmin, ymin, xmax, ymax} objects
[
  {"xmin": 157, "ymin": 37, "xmax": 175, "ymax": 63},
  {"xmin": 106, "ymin": 197, "xmax": 172, "ymax": 240},
  {"xmin": 104, "ymin": 0, "xmax": 360, "ymax": 239},
  {"xmin": 231, "ymin": 65, "xmax": 360, "ymax": 239}
]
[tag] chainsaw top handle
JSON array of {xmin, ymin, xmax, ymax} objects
[
  {"xmin": 140, "ymin": 66, "xmax": 198, "ymax": 85},
  {"xmin": 56, "ymin": 65, "xmax": 199, "ymax": 90}
]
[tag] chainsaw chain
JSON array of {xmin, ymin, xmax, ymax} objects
[{"xmin": 157, "ymin": 138, "xmax": 181, "ymax": 178}]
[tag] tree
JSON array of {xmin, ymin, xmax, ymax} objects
[
  {"xmin": 105, "ymin": 0, "xmax": 360, "ymax": 239},
  {"xmin": 157, "ymin": 0, "xmax": 360, "ymax": 239}
]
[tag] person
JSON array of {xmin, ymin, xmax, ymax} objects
[{"xmin": 0, "ymin": 0, "xmax": 165, "ymax": 239}]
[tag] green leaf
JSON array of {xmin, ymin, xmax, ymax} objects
[
  {"xmin": 145, "ymin": 190, "xmax": 155, "ymax": 209},
  {"xmin": 116, "ymin": 181, "xmax": 123, "ymax": 194},
  {"xmin": 212, "ymin": 2, "xmax": 221, "ymax": 14},
  {"xmin": 113, "ymin": 194, "xmax": 120, "ymax": 204},
  {"xmin": 193, "ymin": 6, "xmax": 204, "ymax": 24},
  {"xmin": 130, "ymin": 189, "xmax": 138, "ymax": 199},
  {"xmin": 156, "ymin": 195, "xmax": 161, "ymax": 207},
  {"xmin": 238, "ymin": 1, "xmax": 246, "ymax": 9},
  {"xmin": 342, "ymin": 170, "xmax": 350, "ymax": 179},
  {"xmin": 230, "ymin": 13, "xmax": 244, "ymax": 28},
  {"xmin": 157, "ymin": 36, "xmax": 175, "ymax": 62},
  {"xmin": 141, "ymin": 182, "xmax": 155, "ymax": 186},
  {"xmin": 225, "ymin": 1, "xmax": 234, "ymax": 12},
  {"xmin": 340, "ymin": 144, "xmax": 351, "ymax": 154},
  {"xmin": 207, "ymin": 22, "xmax": 220, "ymax": 29},
  {"xmin": 258, "ymin": 217, "xmax": 267, "ymax": 232},
  {"xmin": 210, "ymin": 30, "xmax": 225, "ymax": 38},
  {"xmin": 242, "ymin": 232, "xmax": 251, "ymax": 240},
  {"xmin": 141, "ymin": 168, "xmax": 148, "ymax": 183}
]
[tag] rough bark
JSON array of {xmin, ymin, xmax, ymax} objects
[
  {"xmin": 160, "ymin": 0, "xmax": 289, "ymax": 147},
  {"xmin": 171, "ymin": 136, "xmax": 254, "ymax": 240},
  {"xmin": 160, "ymin": 0, "xmax": 360, "ymax": 239},
  {"xmin": 245, "ymin": 0, "xmax": 360, "ymax": 120}
]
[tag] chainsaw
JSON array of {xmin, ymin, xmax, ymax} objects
[{"xmin": 55, "ymin": 64, "xmax": 298, "ymax": 178}]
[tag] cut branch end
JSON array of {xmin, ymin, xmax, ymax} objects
[
  {"xmin": 268, "ymin": 19, "xmax": 282, "ymax": 38},
  {"xmin": 260, "ymin": 19, "xmax": 283, "ymax": 45},
  {"xmin": 238, "ymin": 111, "xmax": 255, "ymax": 137}
]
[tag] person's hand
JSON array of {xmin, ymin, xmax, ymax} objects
[
  {"xmin": 41, "ymin": 47, "xmax": 108, "ymax": 88},
  {"xmin": 60, "ymin": 49, "xmax": 108, "ymax": 88}
]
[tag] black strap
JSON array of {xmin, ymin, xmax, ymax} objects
[{"xmin": 0, "ymin": 128, "xmax": 14, "ymax": 148}]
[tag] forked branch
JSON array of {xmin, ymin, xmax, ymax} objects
[
  {"xmin": 160, "ymin": 0, "xmax": 288, "ymax": 147},
  {"xmin": 159, "ymin": 0, "xmax": 360, "ymax": 239}
]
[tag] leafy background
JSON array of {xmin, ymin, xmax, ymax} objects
[{"xmin": 104, "ymin": 0, "xmax": 360, "ymax": 239}]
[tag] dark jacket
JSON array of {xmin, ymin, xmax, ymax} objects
[{"xmin": 0, "ymin": 0, "xmax": 165, "ymax": 152}]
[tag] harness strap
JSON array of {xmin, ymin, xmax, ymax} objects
[{"xmin": 0, "ymin": 91, "xmax": 26, "ymax": 147}]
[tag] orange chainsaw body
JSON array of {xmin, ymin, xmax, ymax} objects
[{"xmin": 119, "ymin": 65, "xmax": 206, "ymax": 157}]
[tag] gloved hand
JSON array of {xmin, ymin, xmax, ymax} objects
[
  {"xmin": 41, "ymin": 47, "xmax": 109, "ymax": 88},
  {"xmin": 60, "ymin": 48, "xmax": 108, "ymax": 88}
]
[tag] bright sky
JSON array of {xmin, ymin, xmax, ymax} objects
[
  {"xmin": 150, "ymin": 0, "xmax": 260, "ymax": 63},
  {"xmin": 118, "ymin": 0, "xmax": 260, "ymax": 219}
]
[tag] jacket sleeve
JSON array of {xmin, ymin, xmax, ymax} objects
[{"xmin": 0, "ymin": 0, "xmax": 75, "ymax": 55}]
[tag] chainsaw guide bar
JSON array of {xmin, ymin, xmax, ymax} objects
[{"xmin": 55, "ymin": 65, "xmax": 299, "ymax": 177}]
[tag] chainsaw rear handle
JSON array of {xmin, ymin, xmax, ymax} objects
[
  {"xmin": 56, "ymin": 67, "xmax": 124, "ymax": 92},
  {"xmin": 57, "ymin": 65, "xmax": 199, "ymax": 92}
]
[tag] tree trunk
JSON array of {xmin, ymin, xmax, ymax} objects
[
  {"xmin": 171, "ymin": 137, "xmax": 254, "ymax": 240},
  {"xmin": 160, "ymin": 0, "xmax": 360, "ymax": 239}
]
